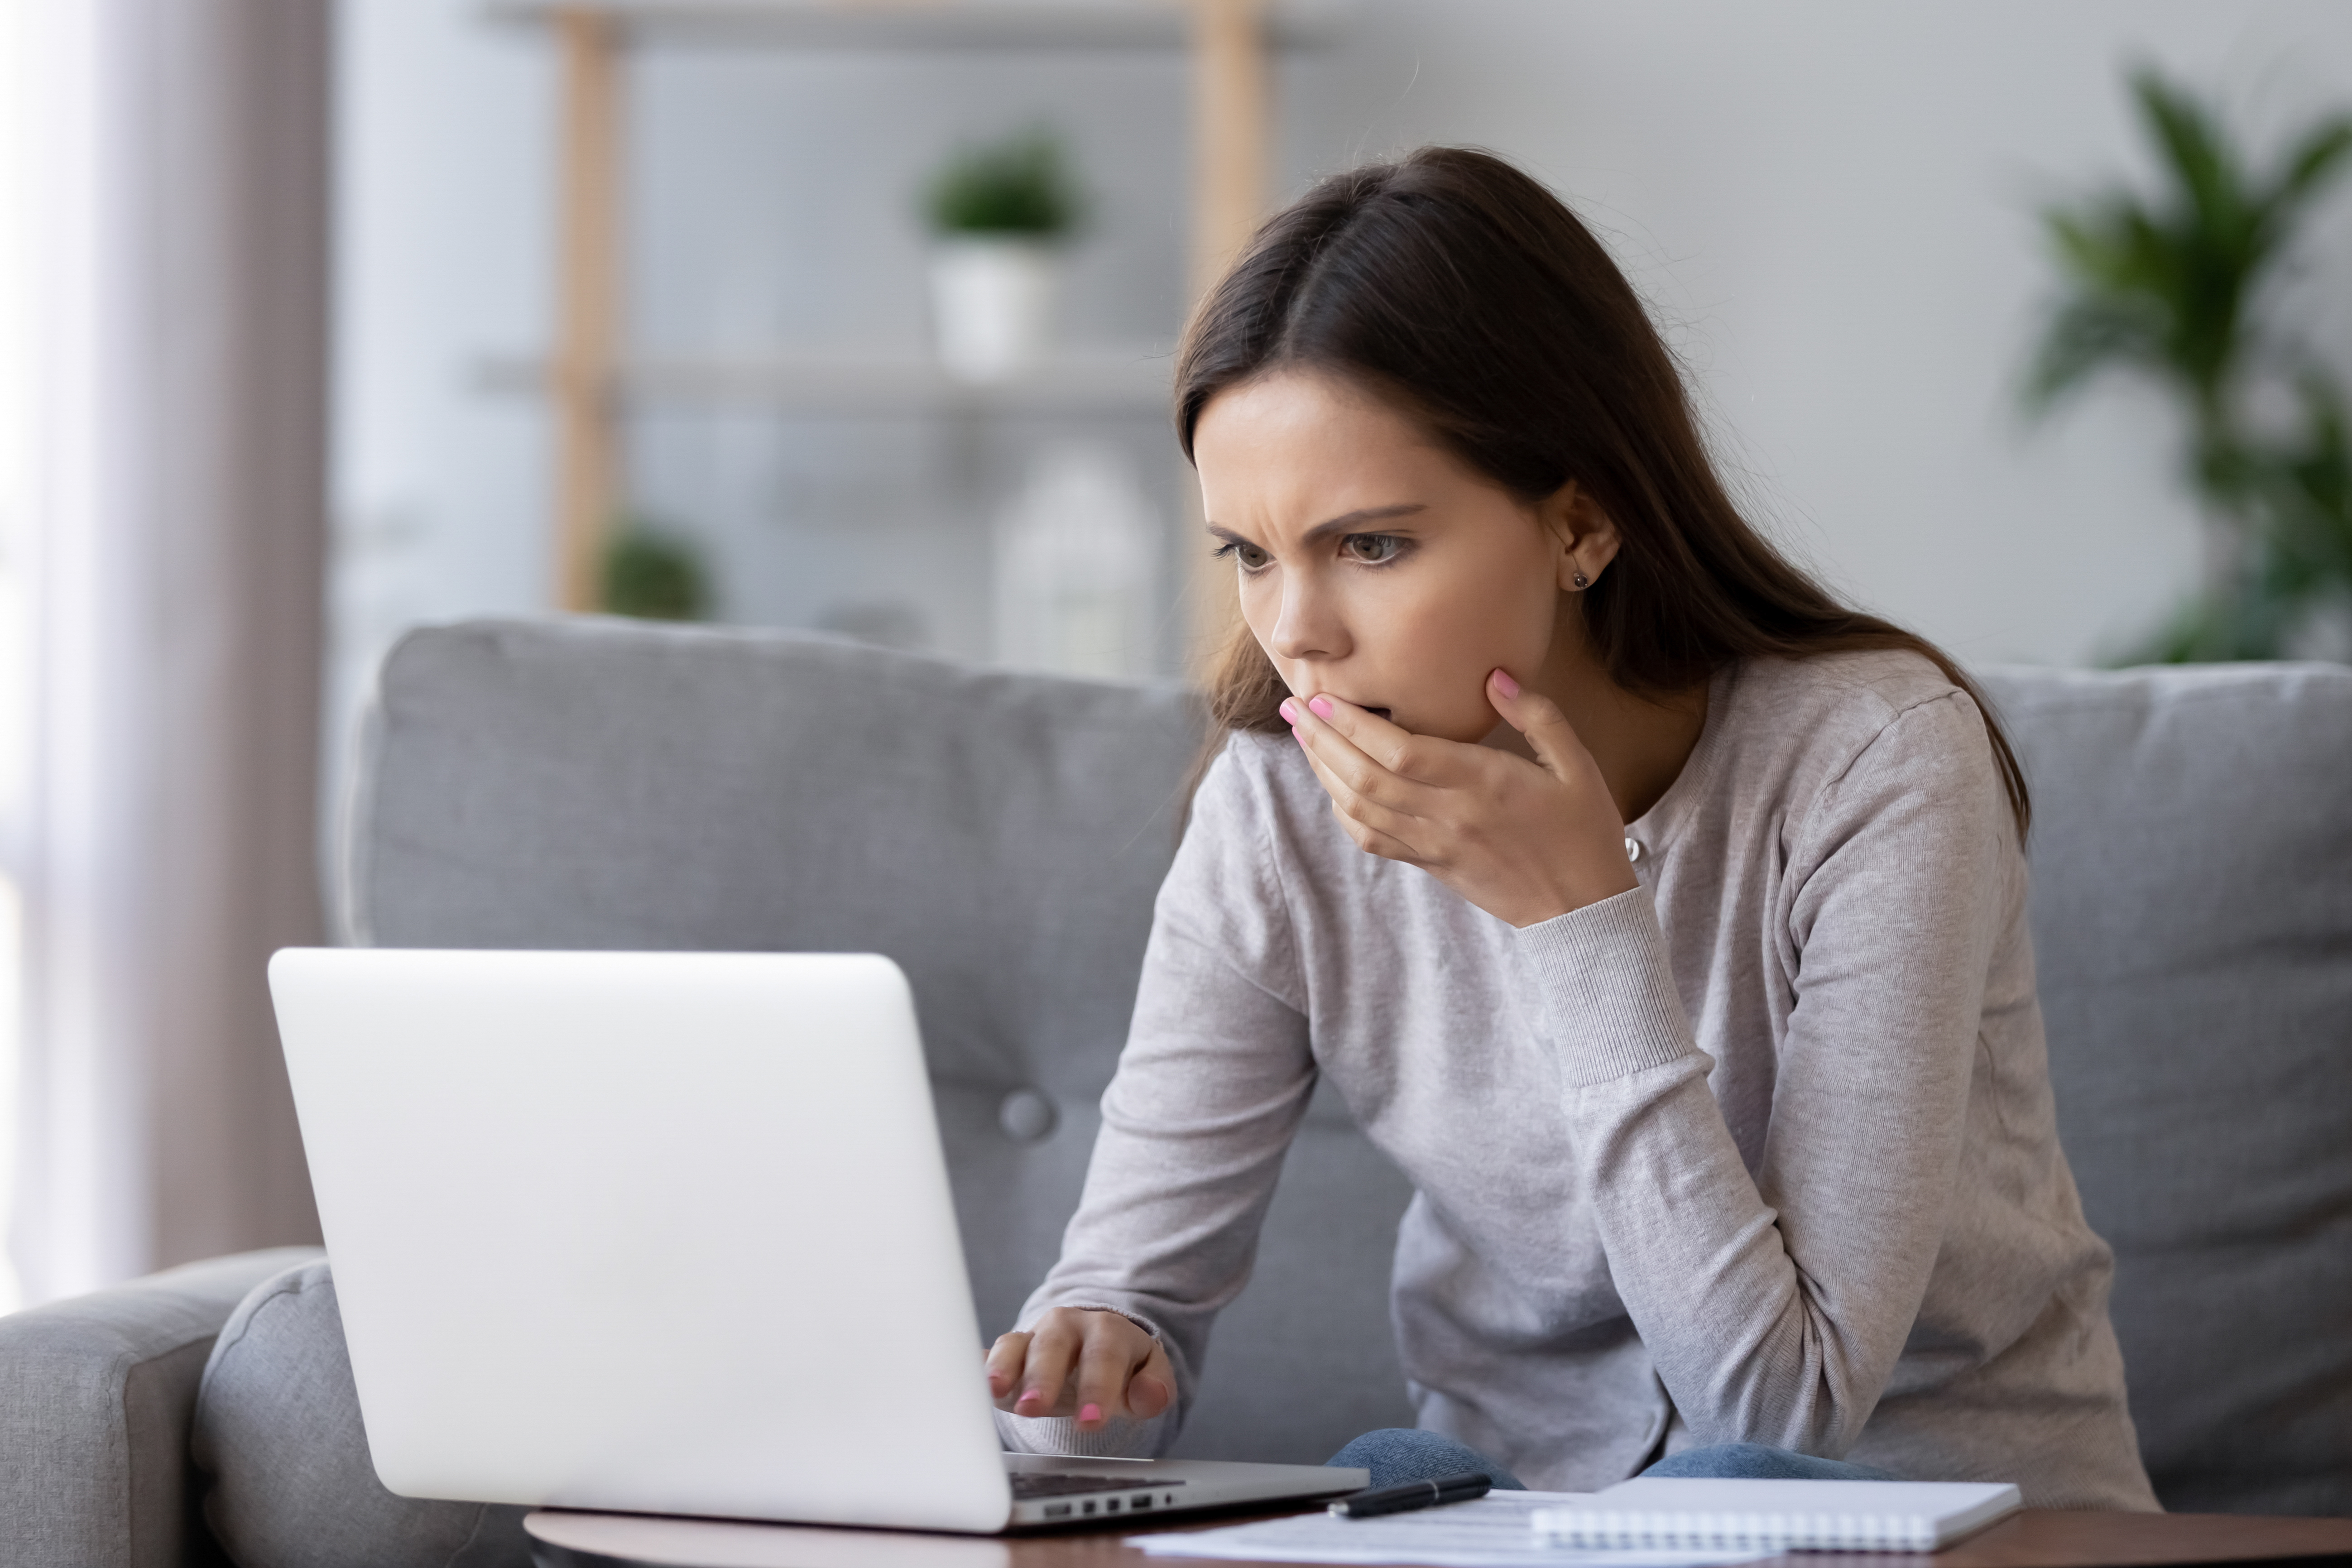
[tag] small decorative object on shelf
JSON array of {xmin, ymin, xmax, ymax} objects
[
  {"xmin": 924, "ymin": 128, "xmax": 1086, "ymax": 383},
  {"xmin": 600, "ymin": 521, "xmax": 711, "ymax": 621},
  {"xmin": 994, "ymin": 442, "xmax": 1159, "ymax": 680}
]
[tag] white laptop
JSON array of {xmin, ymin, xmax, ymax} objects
[{"xmin": 269, "ymin": 948, "xmax": 1364, "ymax": 1535}]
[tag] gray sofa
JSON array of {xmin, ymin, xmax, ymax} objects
[{"xmin": 4, "ymin": 618, "xmax": 2347, "ymax": 1566}]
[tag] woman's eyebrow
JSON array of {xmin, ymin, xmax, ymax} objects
[
  {"xmin": 1301, "ymin": 503, "xmax": 1427, "ymax": 543},
  {"xmin": 1204, "ymin": 503, "xmax": 1427, "ymax": 547}
]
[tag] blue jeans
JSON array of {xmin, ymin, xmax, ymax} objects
[
  {"xmin": 1642, "ymin": 1441, "xmax": 1896, "ymax": 1482},
  {"xmin": 1325, "ymin": 1429, "xmax": 1897, "ymax": 1491}
]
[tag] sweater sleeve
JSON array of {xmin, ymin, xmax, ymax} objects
[
  {"xmin": 998, "ymin": 738, "xmax": 1318, "ymax": 1458},
  {"xmin": 1515, "ymin": 691, "xmax": 2006, "ymax": 1458}
]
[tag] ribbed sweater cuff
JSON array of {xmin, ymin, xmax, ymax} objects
[{"xmin": 1515, "ymin": 885, "xmax": 1700, "ymax": 1088}]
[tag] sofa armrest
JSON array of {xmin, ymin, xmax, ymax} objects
[{"xmin": 0, "ymin": 1247, "xmax": 326, "ymax": 1568}]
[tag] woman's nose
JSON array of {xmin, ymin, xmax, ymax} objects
[{"xmin": 1268, "ymin": 573, "xmax": 1348, "ymax": 662}]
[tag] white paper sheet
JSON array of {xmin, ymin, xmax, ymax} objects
[{"xmin": 1131, "ymin": 1491, "xmax": 1775, "ymax": 1568}]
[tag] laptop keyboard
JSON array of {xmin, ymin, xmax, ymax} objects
[{"xmin": 1010, "ymin": 1473, "xmax": 1188, "ymax": 1500}]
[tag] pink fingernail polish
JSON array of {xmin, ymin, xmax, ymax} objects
[
  {"xmin": 1307, "ymin": 696, "xmax": 1334, "ymax": 719},
  {"xmin": 1015, "ymin": 1390, "xmax": 1041, "ymax": 1411},
  {"xmin": 1492, "ymin": 669, "xmax": 1521, "ymax": 698},
  {"xmin": 1278, "ymin": 699, "xmax": 1297, "ymax": 723},
  {"xmin": 1080, "ymin": 1403, "xmax": 1104, "ymax": 1424}
]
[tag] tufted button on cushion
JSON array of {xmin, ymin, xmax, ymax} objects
[{"xmin": 998, "ymin": 1087, "xmax": 1059, "ymax": 1144}]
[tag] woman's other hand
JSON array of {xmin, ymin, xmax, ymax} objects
[
  {"xmin": 986, "ymin": 1307, "xmax": 1176, "ymax": 1433},
  {"xmin": 1280, "ymin": 670, "xmax": 1638, "ymax": 928}
]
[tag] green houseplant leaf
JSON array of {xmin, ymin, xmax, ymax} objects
[
  {"xmin": 601, "ymin": 523, "xmax": 710, "ymax": 622},
  {"xmin": 924, "ymin": 129, "xmax": 1083, "ymax": 238}
]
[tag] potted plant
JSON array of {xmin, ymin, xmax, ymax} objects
[
  {"xmin": 600, "ymin": 517, "xmax": 710, "ymax": 621},
  {"xmin": 2025, "ymin": 69, "xmax": 2352, "ymax": 661},
  {"xmin": 922, "ymin": 129, "xmax": 1084, "ymax": 383}
]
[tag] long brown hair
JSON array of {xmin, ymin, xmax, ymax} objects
[{"xmin": 1176, "ymin": 146, "xmax": 2030, "ymax": 837}]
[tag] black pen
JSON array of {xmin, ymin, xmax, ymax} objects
[{"xmin": 1328, "ymin": 1471, "xmax": 1493, "ymax": 1519}]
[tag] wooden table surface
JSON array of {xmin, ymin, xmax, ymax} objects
[{"xmin": 531, "ymin": 1505, "xmax": 2352, "ymax": 1568}]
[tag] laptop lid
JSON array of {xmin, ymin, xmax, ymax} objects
[{"xmin": 270, "ymin": 948, "xmax": 1015, "ymax": 1533}]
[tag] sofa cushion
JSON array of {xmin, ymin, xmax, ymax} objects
[
  {"xmin": 1981, "ymin": 662, "xmax": 2352, "ymax": 1515},
  {"xmin": 192, "ymin": 1261, "xmax": 528, "ymax": 1568},
  {"xmin": 0, "ymin": 1247, "xmax": 321, "ymax": 1568}
]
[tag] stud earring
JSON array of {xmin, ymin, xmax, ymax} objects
[{"xmin": 1572, "ymin": 567, "xmax": 1590, "ymax": 589}]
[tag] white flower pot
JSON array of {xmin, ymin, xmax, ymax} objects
[{"xmin": 929, "ymin": 237, "xmax": 1058, "ymax": 383}]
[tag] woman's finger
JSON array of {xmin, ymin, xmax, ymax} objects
[
  {"xmin": 1282, "ymin": 698, "xmax": 1437, "ymax": 816},
  {"xmin": 1331, "ymin": 801, "xmax": 1423, "ymax": 863},
  {"xmin": 1293, "ymin": 693, "xmax": 1477, "ymax": 786},
  {"xmin": 1485, "ymin": 668, "xmax": 1602, "ymax": 788},
  {"xmin": 1128, "ymin": 1340, "xmax": 1177, "ymax": 1420},
  {"xmin": 1012, "ymin": 1312, "xmax": 1082, "ymax": 1418},
  {"xmin": 985, "ymin": 1331, "xmax": 1031, "ymax": 1403},
  {"xmin": 1284, "ymin": 700, "xmax": 1408, "ymax": 809},
  {"xmin": 1297, "ymin": 742, "xmax": 1426, "ymax": 850},
  {"xmin": 1071, "ymin": 1318, "xmax": 1151, "ymax": 1431},
  {"xmin": 1297, "ymin": 757, "xmax": 1438, "ymax": 864}
]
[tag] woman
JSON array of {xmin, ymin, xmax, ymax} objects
[{"xmin": 981, "ymin": 147, "xmax": 2157, "ymax": 1508}]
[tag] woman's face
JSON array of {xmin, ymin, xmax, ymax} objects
[{"xmin": 1192, "ymin": 369, "xmax": 1589, "ymax": 743}]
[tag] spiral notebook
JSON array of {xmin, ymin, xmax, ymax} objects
[
  {"xmin": 1529, "ymin": 1478, "xmax": 2022, "ymax": 1553},
  {"xmin": 1138, "ymin": 1489, "xmax": 1769, "ymax": 1566}
]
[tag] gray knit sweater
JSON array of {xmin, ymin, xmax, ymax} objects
[{"xmin": 1000, "ymin": 650, "xmax": 2157, "ymax": 1510}]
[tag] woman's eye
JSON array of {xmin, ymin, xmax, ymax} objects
[
  {"xmin": 1214, "ymin": 540, "xmax": 1272, "ymax": 571},
  {"xmin": 1342, "ymin": 533, "xmax": 1404, "ymax": 564}
]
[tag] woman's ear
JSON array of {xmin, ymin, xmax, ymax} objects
[{"xmin": 1539, "ymin": 481, "xmax": 1622, "ymax": 591}]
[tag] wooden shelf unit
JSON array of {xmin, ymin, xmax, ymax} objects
[
  {"xmin": 498, "ymin": 0, "xmax": 1318, "ymax": 673},
  {"xmin": 477, "ymin": 350, "xmax": 1176, "ymax": 415}
]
